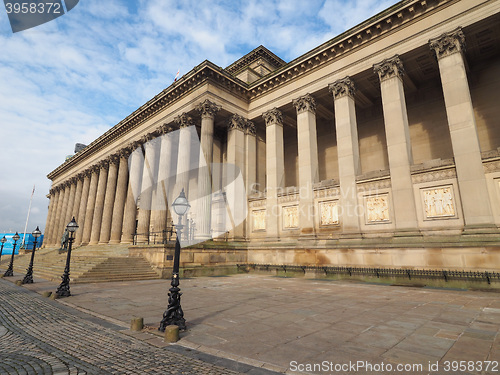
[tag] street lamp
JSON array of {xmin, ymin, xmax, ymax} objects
[
  {"xmin": 0, "ymin": 236, "xmax": 7, "ymax": 264},
  {"xmin": 159, "ymin": 188, "xmax": 190, "ymax": 332},
  {"xmin": 55, "ymin": 217, "xmax": 78, "ymax": 298},
  {"xmin": 3, "ymin": 232, "xmax": 20, "ymax": 277},
  {"xmin": 21, "ymin": 226, "xmax": 42, "ymax": 284}
]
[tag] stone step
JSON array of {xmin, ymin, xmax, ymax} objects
[{"xmin": 4, "ymin": 244, "xmax": 160, "ymax": 283}]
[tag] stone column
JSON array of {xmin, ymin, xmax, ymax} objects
[
  {"xmin": 293, "ymin": 94, "xmax": 319, "ymax": 237},
  {"xmin": 195, "ymin": 100, "xmax": 221, "ymax": 240},
  {"xmin": 174, "ymin": 114, "xmax": 194, "ymax": 239},
  {"xmin": 226, "ymin": 114, "xmax": 247, "ymax": 240},
  {"xmin": 245, "ymin": 121, "xmax": 257, "ymax": 195},
  {"xmin": 151, "ymin": 125, "xmax": 178, "ymax": 241},
  {"xmin": 55, "ymin": 183, "xmax": 70, "ymax": 241},
  {"xmin": 136, "ymin": 132, "xmax": 160, "ymax": 243},
  {"xmin": 374, "ymin": 55, "xmax": 419, "ymax": 233},
  {"xmin": 89, "ymin": 160, "xmax": 109, "ymax": 245},
  {"xmin": 121, "ymin": 143, "xmax": 144, "ymax": 244},
  {"xmin": 49, "ymin": 186, "xmax": 64, "ymax": 245},
  {"xmin": 430, "ymin": 28, "xmax": 495, "ymax": 229},
  {"xmin": 263, "ymin": 108, "xmax": 285, "ymax": 240},
  {"xmin": 72, "ymin": 175, "xmax": 84, "ymax": 225},
  {"xmin": 99, "ymin": 154, "xmax": 119, "ymax": 244},
  {"xmin": 110, "ymin": 148, "xmax": 131, "ymax": 244},
  {"xmin": 75, "ymin": 169, "xmax": 91, "ymax": 246},
  {"xmin": 329, "ymin": 77, "xmax": 361, "ymax": 235},
  {"xmin": 81, "ymin": 166, "xmax": 99, "ymax": 245},
  {"xmin": 63, "ymin": 178, "xmax": 77, "ymax": 230},
  {"xmin": 43, "ymin": 189, "xmax": 56, "ymax": 246}
]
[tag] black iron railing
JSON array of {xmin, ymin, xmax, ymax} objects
[{"xmin": 238, "ymin": 264, "xmax": 500, "ymax": 284}]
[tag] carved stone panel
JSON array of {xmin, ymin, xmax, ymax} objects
[
  {"xmin": 421, "ymin": 186, "xmax": 456, "ymax": 219},
  {"xmin": 252, "ymin": 209, "xmax": 266, "ymax": 231},
  {"xmin": 282, "ymin": 205, "xmax": 299, "ymax": 229},
  {"xmin": 365, "ymin": 194, "xmax": 390, "ymax": 223},
  {"xmin": 319, "ymin": 200, "xmax": 339, "ymax": 226}
]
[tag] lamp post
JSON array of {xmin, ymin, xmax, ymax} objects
[
  {"xmin": 0, "ymin": 236, "xmax": 7, "ymax": 264},
  {"xmin": 55, "ymin": 217, "xmax": 78, "ymax": 298},
  {"xmin": 159, "ymin": 188, "xmax": 190, "ymax": 332},
  {"xmin": 21, "ymin": 226, "xmax": 42, "ymax": 284},
  {"xmin": 3, "ymin": 232, "xmax": 20, "ymax": 277}
]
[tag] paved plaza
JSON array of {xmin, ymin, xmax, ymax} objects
[{"xmin": 1, "ymin": 273, "xmax": 499, "ymax": 374}]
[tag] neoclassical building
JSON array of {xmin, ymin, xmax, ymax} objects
[{"xmin": 45, "ymin": 0, "xmax": 500, "ymax": 274}]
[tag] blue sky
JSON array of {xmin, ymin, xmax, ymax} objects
[{"xmin": 0, "ymin": 0, "xmax": 396, "ymax": 233}]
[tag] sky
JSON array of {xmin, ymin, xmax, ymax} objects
[{"xmin": 0, "ymin": 0, "xmax": 397, "ymax": 234}]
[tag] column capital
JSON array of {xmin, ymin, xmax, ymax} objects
[
  {"xmin": 374, "ymin": 55, "xmax": 404, "ymax": 82},
  {"xmin": 75, "ymin": 172, "xmax": 85, "ymax": 182},
  {"xmin": 293, "ymin": 94, "xmax": 316, "ymax": 114},
  {"xmin": 108, "ymin": 153, "xmax": 120, "ymax": 165},
  {"xmin": 118, "ymin": 146, "xmax": 133, "ymax": 159},
  {"xmin": 158, "ymin": 123, "xmax": 175, "ymax": 135},
  {"xmin": 196, "ymin": 99, "xmax": 221, "ymax": 119},
  {"xmin": 329, "ymin": 76, "xmax": 355, "ymax": 99},
  {"xmin": 429, "ymin": 27, "xmax": 465, "ymax": 60},
  {"xmin": 245, "ymin": 120, "xmax": 256, "ymax": 136},
  {"xmin": 174, "ymin": 113, "xmax": 194, "ymax": 128},
  {"xmin": 263, "ymin": 108, "xmax": 283, "ymax": 127},
  {"xmin": 140, "ymin": 132, "xmax": 158, "ymax": 144},
  {"xmin": 227, "ymin": 114, "xmax": 246, "ymax": 132}
]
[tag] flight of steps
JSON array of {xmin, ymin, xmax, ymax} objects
[{"xmin": 1, "ymin": 244, "xmax": 160, "ymax": 283}]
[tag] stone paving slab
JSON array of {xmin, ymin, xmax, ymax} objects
[
  {"xmin": 0, "ymin": 277, "xmax": 280, "ymax": 375},
  {"xmin": 1, "ymin": 272, "xmax": 500, "ymax": 374}
]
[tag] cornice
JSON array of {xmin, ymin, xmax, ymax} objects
[
  {"xmin": 47, "ymin": 61, "xmax": 250, "ymax": 180},
  {"xmin": 47, "ymin": 0, "xmax": 453, "ymax": 182},
  {"xmin": 246, "ymin": 0, "xmax": 451, "ymax": 99}
]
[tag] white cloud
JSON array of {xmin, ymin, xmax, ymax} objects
[{"xmin": 0, "ymin": 0, "xmax": 397, "ymax": 233}]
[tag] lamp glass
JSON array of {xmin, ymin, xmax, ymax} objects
[
  {"xmin": 12, "ymin": 232, "xmax": 20, "ymax": 241},
  {"xmin": 0, "ymin": 236, "xmax": 6, "ymax": 244},
  {"xmin": 66, "ymin": 217, "xmax": 79, "ymax": 233},
  {"xmin": 173, "ymin": 189, "xmax": 190, "ymax": 216},
  {"xmin": 32, "ymin": 226, "xmax": 42, "ymax": 238}
]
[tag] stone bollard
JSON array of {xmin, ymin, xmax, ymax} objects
[
  {"xmin": 164, "ymin": 325, "xmax": 179, "ymax": 343},
  {"xmin": 15, "ymin": 280, "xmax": 22, "ymax": 286},
  {"xmin": 130, "ymin": 317, "xmax": 144, "ymax": 331},
  {"xmin": 42, "ymin": 291, "xmax": 52, "ymax": 298},
  {"xmin": 50, "ymin": 293, "xmax": 57, "ymax": 300}
]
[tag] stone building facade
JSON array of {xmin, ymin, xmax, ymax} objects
[{"xmin": 45, "ymin": 0, "xmax": 500, "ymax": 272}]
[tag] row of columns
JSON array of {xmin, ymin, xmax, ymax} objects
[
  {"xmin": 44, "ymin": 99, "xmax": 259, "ymax": 246},
  {"xmin": 262, "ymin": 27, "xmax": 494, "ymax": 240}
]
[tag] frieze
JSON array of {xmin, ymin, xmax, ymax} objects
[
  {"xmin": 319, "ymin": 200, "xmax": 339, "ymax": 226},
  {"xmin": 262, "ymin": 108, "xmax": 283, "ymax": 127},
  {"xmin": 483, "ymin": 159, "xmax": 500, "ymax": 174},
  {"xmin": 314, "ymin": 187, "xmax": 340, "ymax": 199},
  {"xmin": 365, "ymin": 194, "xmax": 390, "ymax": 223},
  {"xmin": 252, "ymin": 209, "xmax": 266, "ymax": 231},
  {"xmin": 282, "ymin": 205, "xmax": 299, "ymax": 229},
  {"xmin": 412, "ymin": 168, "xmax": 456, "ymax": 184},
  {"xmin": 421, "ymin": 186, "xmax": 456, "ymax": 219},
  {"xmin": 357, "ymin": 178, "xmax": 391, "ymax": 192},
  {"xmin": 278, "ymin": 194, "xmax": 298, "ymax": 204},
  {"xmin": 249, "ymin": 199, "xmax": 266, "ymax": 208},
  {"xmin": 373, "ymin": 55, "xmax": 404, "ymax": 82},
  {"xmin": 329, "ymin": 76, "xmax": 355, "ymax": 99},
  {"xmin": 293, "ymin": 94, "xmax": 316, "ymax": 114},
  {"xmin": 429, "ymin": 27, "xmax": 465, "ymax": 59},
  {"xmin": 196, "ymin": 99, "xmax": 221, "ymax": 119}
]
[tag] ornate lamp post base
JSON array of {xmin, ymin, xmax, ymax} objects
[
  {"xmin": 55, "ymin": 273, "xmax": 71, "ymax": 298},
  {"xmin": 3, "ymin": 266, "xmax": 14, "ymax": 277},
  {"xmin": 21, "ymin": 269, "xmax": 33, "ymax": 284},
  {"xmin": 159, "ymin": 278, "xmax": 186, "ymax": 331}
]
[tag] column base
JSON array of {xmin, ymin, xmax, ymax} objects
[{"xmin": 108, "ymin": 240, "xmax": 121, "ymax": 244}]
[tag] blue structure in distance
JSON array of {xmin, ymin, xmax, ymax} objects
[{"xmin": 0, "ymin": 233, "xmax": 44, "ymax": 255}]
